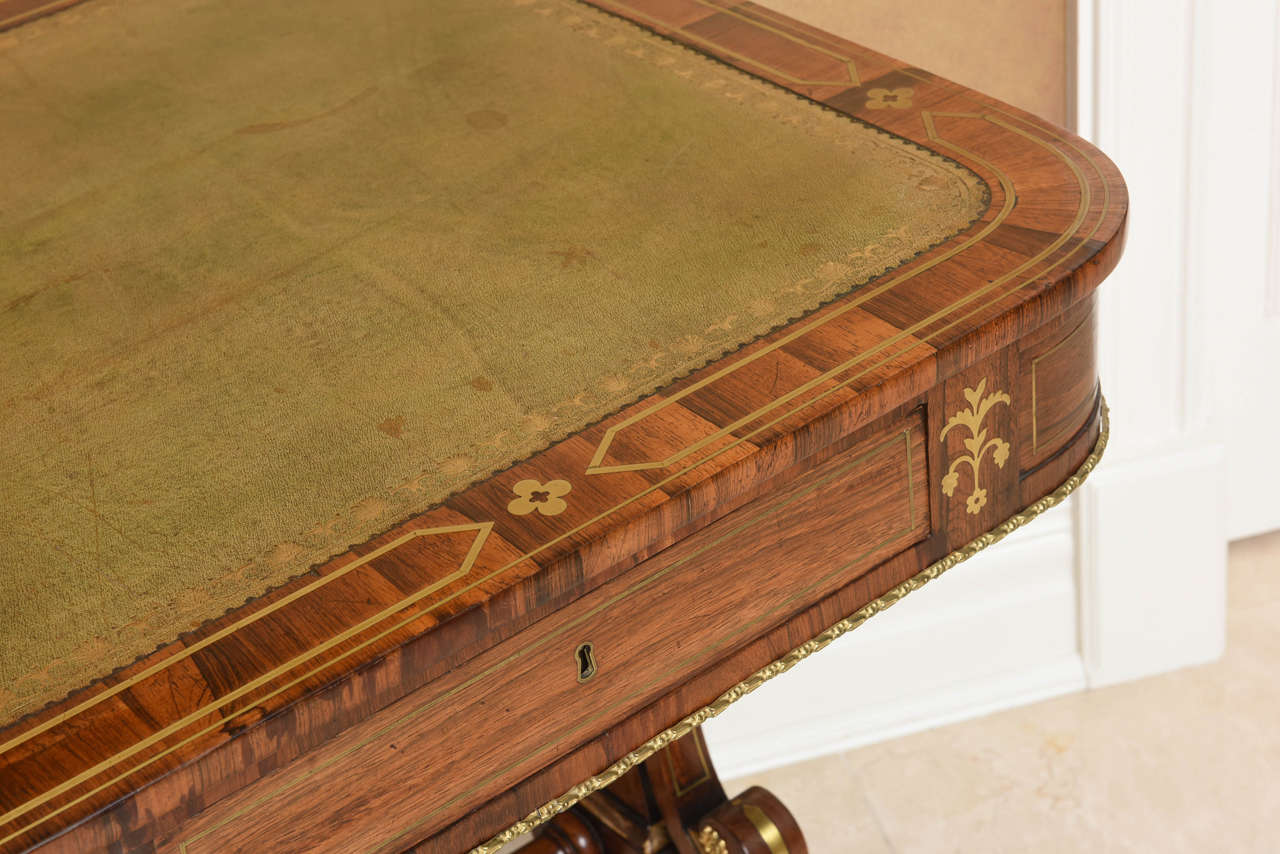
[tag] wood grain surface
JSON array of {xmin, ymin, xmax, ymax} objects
[{"xmin": 0, "ymin": 0, "xmax": 1127, "ymax": 852}]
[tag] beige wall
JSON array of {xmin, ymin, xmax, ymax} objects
[{"xmin": 762, "ymin": 0, "xmax": 1072, "ymax": 127}]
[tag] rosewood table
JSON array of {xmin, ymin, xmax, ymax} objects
[{"xmin": 0, "ymin": 0, "xmax": 1126, "ymax": 852}]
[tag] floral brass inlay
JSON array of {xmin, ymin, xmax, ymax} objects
[
  {"xmin": 940, "ymin": 379, "xmax": 1011, "ymax": 514},
  {"xmin": 866, "ymin": 86, "xmax": 914, "ymax": 110},
  {"xmin": 507, "ymin": 479, "xmax": 572, "ymax": 516},
  {"xmin": 694, "ymin": 826, "xmax": 729, "ymax": 854}
]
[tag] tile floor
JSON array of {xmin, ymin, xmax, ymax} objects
[{"xmin": 726, "ymin": 530, "xmax": 1280, "ymax": 852}]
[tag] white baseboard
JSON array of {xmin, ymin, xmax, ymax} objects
[
  {"xmin": 705, "ymin": 504, "xmax": 1086, "ymax": 779},
  {"xmin": 1076, "ymin": 438, "xmax": 1227, "ymax": 688}
]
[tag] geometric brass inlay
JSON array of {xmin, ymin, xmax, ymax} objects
[
  {"xmin": 0, "ymin": 522, "xmax": 494, "ymax": 848},
  {"xmin": 940, "ymin": 379, "xmax": 1011, "ymax": 514}
]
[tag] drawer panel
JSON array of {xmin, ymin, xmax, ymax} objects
[
  {"xmin": 1018, "ymin": 302, "xmax": 1098, "ymax": 471},
  {"xmin": 171, "ymin": 412, "xmax": 929, "ymax": 854}
]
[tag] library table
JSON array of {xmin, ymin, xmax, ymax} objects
[{"xmin": 0, "ymin": 0, "xmax": 1126, "ymax": 851}]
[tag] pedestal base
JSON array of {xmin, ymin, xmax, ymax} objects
[{"xmin": 526, "ymin": 729, "xmax": 805, "ymax": 854}]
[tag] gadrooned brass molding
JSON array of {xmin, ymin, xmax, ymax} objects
[{"xmin": 471, "ymin": 401, "xmax": 1110, "ymax": 854}]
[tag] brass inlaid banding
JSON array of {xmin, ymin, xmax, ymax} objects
[
  {"xmin": 606, "ymin": 0, "xmax": 861, "ymax": 87},
  {"xmin": 667, "ymin": 731, "xmax": 713, "ymax": 797},
  {"xmin": 588, "ymin": 108, "xmax": 1096, "ymax": 475},
  {"xmin": 1031, "ymin": 314, "xmax": 1094, "ymax": 452},
  {"xmin": 742, "ymin": 804, "xmax": 789, "ymax": 854}
]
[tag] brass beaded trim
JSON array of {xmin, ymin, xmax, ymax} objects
[{"xmin": 470, "ymin": 402, "xmax": 1110, "ymax": 854}]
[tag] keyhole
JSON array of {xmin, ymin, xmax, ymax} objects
[{"xmin": 575, "ymin": 642, "xmax": 598, "ymax": 683}]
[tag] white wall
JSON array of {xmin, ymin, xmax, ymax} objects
[{"xmin": 707, "ymin": 0, "xmax": 1278, "ymax": 778}]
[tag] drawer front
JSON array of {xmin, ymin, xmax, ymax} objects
[
  {"xmin": 171, "ymin": 412, "xmax": 929, "ymax": 854},
  {"xmin": 1018, "ymin": 300, "xmax": 1099, "ymax": 471}
]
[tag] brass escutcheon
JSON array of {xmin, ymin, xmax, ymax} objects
[{"xmin": 575, "ymin": 642, "xmax": 598, "ymax": 683}]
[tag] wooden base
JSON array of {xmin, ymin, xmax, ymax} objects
[{"xmin": 525, "ymin": 729, "xmax": 805, "ymax": 854}]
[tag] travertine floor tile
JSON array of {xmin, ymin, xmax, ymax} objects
[{"xmin": 728, "ymin": 531, "xmax": 1280, "ymax": 853}]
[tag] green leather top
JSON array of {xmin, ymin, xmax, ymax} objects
[{"xmin": 0, "ymin": 0, "xmax": 985, "ymax": 721}]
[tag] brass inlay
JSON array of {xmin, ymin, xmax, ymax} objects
[
  {"xmin": 693, "ymin": 826, "xmax": 729, "ymax": 854},
  {"xmin": 586, "ymin": 108, "xmax": 1096, "ymax": 475},
  {"xmin": 866, "ymin": 86, "xmax": 914, "ymax": 110},
  {"xmin": 0, "ymin": 522, "xmax": 494, "ymax": 837},
  {"xmin": 608, "ymin": 0, "xmax": 860, "ymax": 87},
  {"xmin": 940, "ymin": 379, "xmax": 1011, "ymax": 515},
  {"xmin": 742, "ymin": 803, "xmax": 788, "ymax": 854},
  {"xmin": 469, "ymin": 401, "xmax": 1109, "ymax": 854},
  {"xmin": 667, "ymin": 730, "xmax": 713, "ymax": 797},
  {"xmin": 180, "ymin": 426, "xmax": 921, "ymax": 854},
  {"xmin": 2, "ymin": 11, "xmax": 1117, "ymax": 845},
  {"xmin": 575, "ymin": 643, "xmax": 599, "ymax": 684},
  {"xmin": 509, "ymin": 479, "xmax": 573, "ymax": 517},
  {"xmin": 1031, "ymin": 314, "xmax": 1092, "ymax": 453}
]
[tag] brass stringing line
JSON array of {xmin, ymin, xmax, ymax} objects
[
  {"xmin": 1031, "ymin": 313, "xmax": 1093, "ymax": 452},
  {"xmin": 603, "ymin": 0, "xmax": 859, "ymax": 86},
  {"xmin": 0, "ymin": 526, "xmax": 496, "ymax": 836},
  {"xmin": 903, "ymin": 113, "xmax": 1096, "ymax": 343},
  {"xmin": 368, "ymin": 434, "xmax": 921, "ymax": 854},
  {"xmin": 899, "ymin": 66, "xmax": 1116, "ymax": 274},
  {"xmin": 586, "ymin": 165, "xmax": 1009, "ymax": 472},
  {"xmin": 588, "ymin": 110, "xmax": 1084, "ymax": 475},
  {"xmin": 668, "ymin": 730, "xmax": 713, "ymax": 797},
  {"xmin": 377, "ymin": 430, "xmax": 919, "ymax": 850},
  {"xmin": 0, "ymin": 0, "xmax": 996, "ymax": 766},
  {"xmin": 590, "ymin": 63, "xmax": 1118, "ymax": 474},
  {"xmin": 0, "ymin": 522, "xmax": 489, "ymax": 759},
  {"xmin": 660, "ymin": 432, "xmax": 917, "ymax": 680},
  {"xmin": 179, "ymin": 431, "xmax": 909, "ymax": 852},
  {"xmin": 471, "ymin": 402, "xmax": 1110, "ymax": 854},
  {"xmin": 4, "ymin": 30, "xmax": 1113, "ymax": 843}
]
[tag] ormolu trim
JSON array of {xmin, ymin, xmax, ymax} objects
[{"xmin": 470, "ymin": 400, "xmax": 1110, "ymax": 854}]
